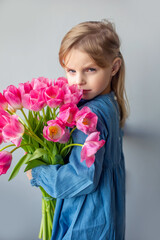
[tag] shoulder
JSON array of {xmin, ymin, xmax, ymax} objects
[
  {"xmin": 80, "ymin": 93, "xmax": 120, "ymax": 136},
  {"xmin": 82, "ymin": 92, "xmax": 119, "ymax": 122}
]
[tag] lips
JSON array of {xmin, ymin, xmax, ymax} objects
[{"xmin": 83, "ymin": 90, "xmax": 91, "ymax": 93}]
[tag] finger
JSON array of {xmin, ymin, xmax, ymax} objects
[{"xmin": 26, "ymin": 169, "xmax": 32, "ymax": 180}]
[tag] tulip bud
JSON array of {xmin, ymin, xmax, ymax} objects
[{"xmin": 3, "ymin": 85, "xmax": 22, "ymax": 110}]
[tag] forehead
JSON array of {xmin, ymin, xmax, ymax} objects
[{"xmin": 64, "ymin": 48, "xmax": 97, "ymax": 69}]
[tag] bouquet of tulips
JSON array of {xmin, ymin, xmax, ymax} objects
[{"xmin": 0, "ymin": 77, "xmax": 105, "ymax": 240}]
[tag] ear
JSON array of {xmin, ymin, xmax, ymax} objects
[{"xmin": 111, "ymin": 57, "xmax": 121, "ymax": 76}]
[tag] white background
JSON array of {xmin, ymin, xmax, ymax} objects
[{"xmin": 0, "ymin": 0, "xmax": 160, "ymax": 239}]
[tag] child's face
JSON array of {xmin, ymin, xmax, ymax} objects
[{"xmin": 64, "ymin": 48, "xmax": 113, "ymax": 100}]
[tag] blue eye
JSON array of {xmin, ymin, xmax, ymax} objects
[
  {"xmin": 68, "ymin": 69, "xmax": 76, "ymax": 73},
  {"xmin": 86, "ymin": 68, "xmax": 96, "ymax": 72}
]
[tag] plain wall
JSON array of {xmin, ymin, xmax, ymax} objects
[{"xmin": 0, "ymin": 0, "xmax": 160, "ymax": 239}]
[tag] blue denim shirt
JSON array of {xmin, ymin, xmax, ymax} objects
[{"xmin": 31, "ymin": 92, "xmax": 125, "ymax": 240}]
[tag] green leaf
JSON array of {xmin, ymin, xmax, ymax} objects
[
  {"xmin": 34, "ymin": 118, "xmax": 43, "ymax": 133},
  {"xmin": 8, "ymin": 153, "xmax": 32, "ymax": 181},
  {"xmin": 22, "ymin": 133, "xmax": 29, "ymax": 142},
  {"xmin": 31, "ymin": 138, "xmax": 39, "ymax": 149},
  {"xmin": 24, "ymin": 159, "xmax": 47, "ymax": 172},
  {"xmin": 52, "ymin": 154, "xmax": 64, "ymax": 165},
  {"xmin": 29, "ymin": 148, "xmax": 48, "ymax": 161}
]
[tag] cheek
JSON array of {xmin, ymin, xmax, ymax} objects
[
  {"xmin": 92, "ymin": 76, "xmax": 106, "ymax": 89},
  {"xmin": 99, "ymin": 73, "xmax": 110, "ymax": 85},
  {"xmin": 67, "ymin": 76, "xmax": 74, "ymax": 86},
  {"xmin": 65, "ymin": 73, "xmax": 72, "ymax": 85}
]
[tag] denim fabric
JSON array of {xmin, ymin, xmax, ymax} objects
[{"xmin": 31, "ymin": 92, "xmax": 125, "ymax": 240}]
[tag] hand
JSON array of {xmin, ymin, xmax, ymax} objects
[{"xmin": 26, "ymin": 169, "xmax": 32, "ymax": 180}]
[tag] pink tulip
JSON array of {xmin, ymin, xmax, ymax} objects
[
  {"xmin": 2, "ymin": 115, "xmax": 25, "ymax": 147},
  {"xmin": 0, "ymin": 151, "xmax": 12, "ymax": 175},
  {"xmin": 43, "ymin": 119, "xmax": 69, "ymax": 143},
  {"xmin": 31, "ymin": 77, "xmax": 52, "ymax": 90},
  {"xmin": 59, "ymin": 103, "xmax": 79, "ymax": 127},
  {"xmin": 0, "ymin": 109, "xmax": 11, "ymax": 127},
  {"xmin": 3, "ymin": 85, "xmax": 22, "ymax": 110},
  {"xmin": 0, "ymin": 93, "xmax": 8, "ymax": 110},
  {"xmin": 18, "ymin": 81, "xmax": 33, "ymax": 95},
  {"xmin": 22, "ymin": 89, "xmax": 46, "ymax": 111},
  {"xmin": 81, "ymin": 132, "xmax": 105, "ymax": 167},
  {"xmin": 75, "ymin": 107, "xmax": 98, "ymax": 135},
  {"xmin": 63, "ymin": 84, "xmax": 83, "ymax": 105},
  {"xmin": 0, "ymin": 109, "xmax": 13, "ymax": 144},
  {"xmin": 54, "ymin": 77, "xmax": 68, "ymax": 88},
  {"xmin": 44, "ymin": 86, "xmax": 64, "ymax": 108}
]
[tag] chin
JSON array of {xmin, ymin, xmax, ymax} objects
[{"xmin": 82, "ymin": 95, "xmax": 92, "ymax": 100}]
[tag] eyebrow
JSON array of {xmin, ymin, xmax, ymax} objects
[{"xmin": 65, "ymin": 63, "xmax": 97, "ymax": 70}]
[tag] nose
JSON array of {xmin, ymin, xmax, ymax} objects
[{"xmin": 76, "ymin": 73, "xmax": 86, "ymax": 86}]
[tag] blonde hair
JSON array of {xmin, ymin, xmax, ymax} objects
[{"xmin": 59, "ymin": 20, "xmax": 129, "ymax": 127}]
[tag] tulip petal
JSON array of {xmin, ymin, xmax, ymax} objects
[
  {"xmin": 85, "ymin": 132, "xmax": 100, "ymax": 143},
  {"xmin": 2, "ymin": 115, "xmax": 24, "ymax": 146},
  {"xmin": 81, "ymin": 131, "xmax": 105, "ymax": 167},
  {"xmin": 11, "ymin": 136, "xmax": 22, "ymax": 147},
  {"xmin": 85, "ymin": 156, "xmax": 95, "ymax": 168},
  {"xmin": 0, "ymin": 151, "xmax": 12, "ymax": 175},
  {"xmin": 59, "ymin": 103, "xmax": 78, "ymax": 127},
  {"xmin": 58, "ymin": 128, "xmax": 70, "ymax": 143}
]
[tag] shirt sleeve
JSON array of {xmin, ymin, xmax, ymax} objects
[{"xmin": 30, "ymin": 106, "xmax": 108, "ymax": 199}]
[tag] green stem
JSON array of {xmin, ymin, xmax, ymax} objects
[
  {"xmin": 38, "ymin": 218, "xmax": 43, "ymax": 239},
  {"xmin": 39, "ymin": 187, "xmax": 55, "ymax": 240},
  {"xmin": 42, "ymin": 108, "xmax": 46, "ymax": 124},
  {"xmin": 60, "ymin": 143, "xmax": 83, "ymax": 155},
  {"xmin": 40, "ymin": 186, "xmax": 46, "ymax": 196},
  {"xmin": 46, "ymin": 203, "xmax": 52, "ymax": 240},
  {"xmin": 18, "ymin": 118, "xmax": 28, "ymax": 129},
  {"xmin": 47, "ymin": 204, "xmax": 53, "ymax": 228},
  {"xmin": 20, "ymin": 109, "xmax": 33, "ymax": 130},
  {"xmin": 32, "ymin": 111, "xmax": 37, "ymax": 119},
  {"xmin": 10, "ymin": 144, "xmax": 34, "ymax": 154},
  {"xmin": 70, "ymin": 127, "xmax": 77, "ymax": 135},
  {"xmin": 50, "ymin": 203, "xmax": 54, "ymax": 221},
  {"xmin": 6, "ymin": 109, "xmax": 14, "ymax": 115},
  {"xmin": 49, "ymin": 107, "xmax": 54, "ymax": 119},
  {"xmin": 0, "ymin": 144, "xmax": 15, "ymax": 152},
  {"xmin": 53, "ymin": 108, "xmax": 56, "ymax": 119},
  {"xmin": 51, "ymin": 200, "xmax": 56, "ymax": 216},
  {"xmin": 42, "ymin": 199, "xmax": 48, "ymax": 240},
  {"xmin": 37, "ymin": 111, "xmax": 41, "ymax": 119}
]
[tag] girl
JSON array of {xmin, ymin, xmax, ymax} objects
[{"xmin": 27, "ymin": 20, "xmax": 128, "ymax": 240}]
